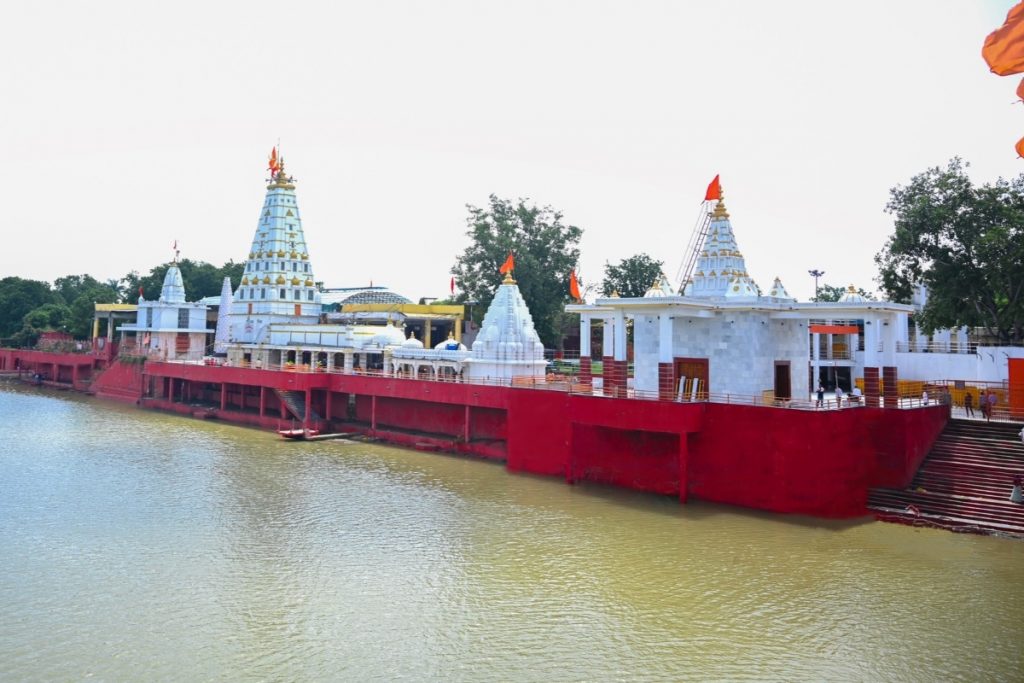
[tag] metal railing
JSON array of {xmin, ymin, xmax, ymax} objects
[{"xmin": 149, "ymin": 357, "xmax": 956, "ymax": 413}]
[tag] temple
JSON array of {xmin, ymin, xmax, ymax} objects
[
  {"xmin": 5, "ymin": 153, "xmax": 1022, "ymax": 531},
  {"xmin": 119, "ymin": 259, "xmax": 211, "ymax": 361},
  {"xmin": 217, "ymin": 154, "xmax": 545, "ymax": 383},
  {"xmin": 569, "ymin": 191, "xmax": 916, "ymax": 402}
]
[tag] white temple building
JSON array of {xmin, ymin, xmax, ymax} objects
[
  {"xmin": 568, "ymin": 191, "xmax": 916, "ymax": 401},
  {"xmin": 119, "ymin": 262, "xmax": 211, "ymax": 361},
  {"xmin": 466, "ymin": 273, "xmax": 547, "ymax": 383},
  {"xmin": 226, "ymin": 159, "xmax": 322, "ymax": 345},
  {"xmin": 218, "ymin": 156, "xmax": 546, "ymax": 383}
]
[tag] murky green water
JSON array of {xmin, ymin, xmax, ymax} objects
[{"xmin": 1, "ymin": 380, "xmax": 1022, "ymax": 681}]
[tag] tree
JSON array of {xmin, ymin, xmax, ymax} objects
[
  {"xmin": 53, "ymin": 274, "xmax": 119, "ymax": 338},
  {"xmin": 450, "ymin": 195, "xmax": 583, "ymax": 347},
  {"xmin": 601, "ymin": 253, "xmax": 665, "ymax": 298},
  {"xmin": 0, "ymin": 277, "xmax": 58, "ymax": 338},
  {"xmin": 875, "ymin": 158, "xmax": 1024, "ymax": 342},
  {"xmin": 813, "ymin": 284, "xmax": 876, "ymax": 303}
]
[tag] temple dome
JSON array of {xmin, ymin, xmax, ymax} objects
[
  {"xmin": 643, "ymin": 274, "xmax": 676, "ymax": 298},
  {"xmin": 434, "ymin": 333, "xmax": 467, "ymax": 352},
  {"xmin": 840, "ymin": 285, "xmax": 868, "ymax": 303},
  {"xmin": 160, "ymin": 264, "xmax": 187, "ymax": 303},
  {"xmin": 767, "ymin": 276, "xmax": 796, "ymax": 301},
  {"xmin": 372, "ymin": 323, "xmax": 406, "ymax": 347},
  {"xmin": 401, "ymin": 332, "xmax": 424, "ymax": 349},
  {"xmin": 340, "ymin": 289, "xmax": 411, "ymax": 305}
]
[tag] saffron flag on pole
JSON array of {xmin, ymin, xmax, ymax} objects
[
  {"xmin": 983, "ymin": 1, "xmax": 1024, "ymax": 76},
  {"xmin": 268, "ymin": 147, "xmax": 280, "ymax": 175},
  {"xmin": 450, "ymin": 276, "xmax": 455, "ymax": 295},
  {"xmin": 1017, "ymin": 77, "xmax": 1024, "ymax": 102},
  {"xmin": 1017, "ymin": 136, "xmax": 1024, "ymax": 158},
  {"xmin": 499, "ymin": 252, "xmax": 515, "ymax": 275},
  {"xmin": 569, "ymin": 269, "xmax": 581, "ymax": 301},
  {"xmin": 704, "ymin": 174, "xmax": 721, "ymax": 201}
]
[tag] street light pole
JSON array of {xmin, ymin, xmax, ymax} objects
[{"xmin": 808, "ymin": 269, "xmax": 825, "ymax": 302}]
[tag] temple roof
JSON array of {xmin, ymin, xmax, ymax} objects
[
  {"xmin": 159, "ymin": 264, "xmax": 186, "ymax": 303},
  {"xmin": 471, "ymin": 273, "xmax": 544, "ymax": 361},
  {"xmin": 687, "ymin": 189, "xmax": 761, "ymax": 301}
]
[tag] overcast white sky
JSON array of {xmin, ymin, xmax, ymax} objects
[{"xmin": 2, "ymin": 0, "xmax": 1020, "ymax": 302}]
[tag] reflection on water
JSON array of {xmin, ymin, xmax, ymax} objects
[{"xmin": 1, "ymin": 380, "xmax": 1022, "ymax": 681}]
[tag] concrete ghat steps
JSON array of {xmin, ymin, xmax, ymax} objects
[
  {"xmin": 275, "ymin": 389, "xmax": 322, "ymax": 423},
  {"xmin": 867, "ymin": 418, "xmax": 1024, "ymax": 537}
]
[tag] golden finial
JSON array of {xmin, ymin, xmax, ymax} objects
[
  {"xmin": 847, "ymin": 284, "xmax": 857, "ymax": 293},
  {"xmin": 502, "ymin": 272, "xmax": 516, "ymax": 285},
  {"xmin": 610, "ymin": 290, "xmax": 620, "ymax": 298},
  {"xmin": 711, "ymin": 187, "xmax": 730, "ymax": 219}
]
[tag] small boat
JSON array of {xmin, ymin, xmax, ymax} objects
[{"xmin": 278, "ymin": 428, "xmax": 320, "ymax": 440}]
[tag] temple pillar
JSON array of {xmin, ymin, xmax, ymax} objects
[
  {"xmin": 658, "ymin": 313, "xmax": 674, "ymax": 400},
  {"xmin": 579, "ymin": 357, "xmax": 592, "ymax": 384},
  {"xmin": 579, "ymin": 315, "xmax": 592, "ymax": 383},
  {"xmin": 92, "ymin": 317, "xmax": 100, "ymax": 341},
  {"xmin": 344, "ymin": 352, "xmax": 354, "ymax": 374},
  {"xmin": 423, "ymin": 320, "xmax": 432, "ymax": 350},
  {"xmin": 601, "ymin": 317, "xmax": 614, "ymax": 394},
  {"xmin": 883, "ymin": 366, "xmax": 899, "ymax": 408},
  {"xmin": 864, "ymin": 367, "xmax": 880, "ymax": 408}
]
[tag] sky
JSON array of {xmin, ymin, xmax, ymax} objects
[{"xmin": 2, "ymin": 0, "xmax": 1020, "ymax": 303}]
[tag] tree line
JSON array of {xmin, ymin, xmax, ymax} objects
[{"xmin": 0, "ymin": 260, "xmax": 243, "ymax": 346}]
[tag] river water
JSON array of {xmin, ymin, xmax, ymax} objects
[{"xmin": 1, "ymin": 380, "xmax": 1022, "ymax": 681}]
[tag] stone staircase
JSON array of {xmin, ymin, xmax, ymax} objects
[
  {"xmin": 868, "ymin": 419, "xmax": 1024, "ymax": 537},
  {"xmin": 275, "ymin": 389, "xmax": 322, "ymax": 422}
]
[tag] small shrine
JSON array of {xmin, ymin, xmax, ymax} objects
[
  {"xmin": 466, "ymin": 272, "xmax": 547, "ymax": 383},
  {"xmin": 120, "ymin": 258, "xmax": 211, "ymax": 361}
]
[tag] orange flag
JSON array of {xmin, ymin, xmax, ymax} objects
[
  {"xmin": 704, "ymin": 174, "xmax": 721, "ymax": 201},
  {"xmin": 1017, "ymin": 77, "xmax": 1024, "ymax": 101},
  {"xmin": 268, "ymin": 147, "xmax": 280, "ymax": 175},
  {"xmin": 1017, "ymin": 136, "xmax": 1024, "ymax": 158},
  {"xmin": 569, "ymin": 269, "xmax": 581, "ymax": 301},
  {"xmin": 499, "ymin": 252, "xmax": 515, "ymax": 274},
  {"xmin": 983, "ymin": 1, "xmax": 1024, "ymax": 76}
]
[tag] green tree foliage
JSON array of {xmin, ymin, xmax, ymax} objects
[
  {"xmin": 13, "ymin": 302, "xmax": 73, "ymax": 347},
  {"xmin": 450, "ymin": 195, "xmax": 583, "ymax": 347},
  {"xmin": 53, "ymin": 274, "xmax": 119, "ymax": 338},
  {"xmin": 0, "ymin": 277, "xmax": 59, "ymax": 338},
  {"xmin": 601, "ymin": 253, "xmax": 665, "ymax": 298},
  {"xmin": 813, "ymin": 284, "xmax": 876, "ymax": 303},
  {"xmin": 875, "ymin": 158, "xmax": 1024, "ymax": 341}
]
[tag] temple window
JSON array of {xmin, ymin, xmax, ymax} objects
[
  {"xmin": 280, "ymin": 288, "xmax": 286, "ymax": 299},
  {"xmin": 307, "ymin": 290, "xmax": 314, "ymax": 301},
  {"xmin": 293, "ymin": 289, "xmax": 300, "ymax": 300},
  {"xmin": 261, "ymin": 288, "xmax": 266, "ymax": 299},
  {"xmin": 292, "ymin": 263, "xmax": 297, "ymax": 271},
  {"xmin": 177, "ymin": 308, "xmax": 189, "ymax": 328},
  {"xmin": 304, "ymin": 263, "xmax": 309, "ymax": 272}
]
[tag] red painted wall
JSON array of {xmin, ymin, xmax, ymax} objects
[
  {"xmin": 570, "ymin": 424, "xmax": 681, "ymax": 495},
  {"xmin": 64, "ymin": 360, "xmax": 953, "ymax": 519},
  {"xmin": 91, "ymin": 360, "xmax": 145, "ymax": 402}
]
